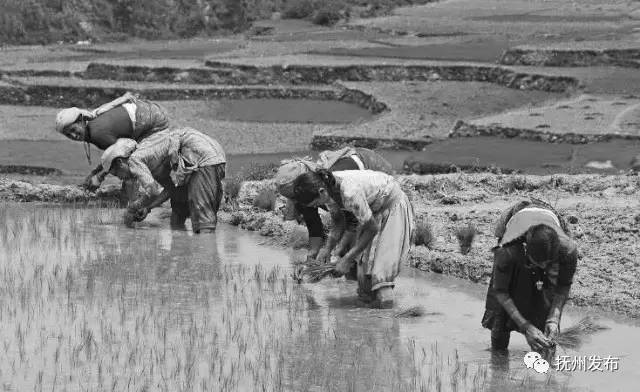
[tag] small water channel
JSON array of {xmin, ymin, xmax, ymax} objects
[{"xmin": 0, "ymin": 204, "xmax": 638, "ymax": 391}]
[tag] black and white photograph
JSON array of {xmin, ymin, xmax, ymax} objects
[{"xmin": 0, "ymin": 0, "xmax": 638, "ymax": 390}]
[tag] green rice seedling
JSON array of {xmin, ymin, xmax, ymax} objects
[
  {"xmin": 301, "ymin": 262, "xmax": 335, "ymax": 283},
  {"xmin": 413, "ymin": 218, "xmax": 435, "ymax": 249},
  {"xmin": 253, "ymin": 189, "xmax": 277, "ymax": 212},
  {"xmin": 393, "ymin": 305, "xmax": 427, "ymax": 318},
  {"xmin": 455, "ymin": 224, "xmax": 476, "ymax": 255},
  {"xmin": 224, "ymin": 177, "xmax": 243, "ymax": 210},
  {"xmin": 283, "ymin": 0, "xmax": 314, "ymax": 19}
]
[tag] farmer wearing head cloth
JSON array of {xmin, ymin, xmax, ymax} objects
[
  {"xmin": 275, "ymin": 147, "xmax": 394, "ymax": 263},
  {"xmin": 98, "ymin": 127, "xmax": 226, "ymax": 233},
  {"xmin": 54, "ymin": 92, "xmax": 169, "ymax": 193},
  {"xmin": 290, "ymin": 169, "xmax": 415, "ymax": 308},
  {"xmin": 482, "ymin": 199, "xmax": 578, "ymax": 354}
]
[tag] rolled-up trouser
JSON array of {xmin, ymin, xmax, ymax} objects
[{"xmin": 170, "ymin": 163, "xmax": 225, "ymax": 233}]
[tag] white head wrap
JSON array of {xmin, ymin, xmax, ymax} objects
[
  {"xmin": 55, "ymin": 107, "xmax": 94, "ymax": 134},
  {"xmin": 499, "ymin": 207, "xmax": 563, "ymax": 246},
  {"xmin": 100, "ymin": 139, "xmax": 137, "ymax": 175},
  {"xmin": 274, "ymin": 157, "xmax": 318, "ymax": 198}
]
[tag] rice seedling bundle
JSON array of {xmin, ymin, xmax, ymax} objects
[
  {"xmin": 555, "ymin": 316, "xmax": 609, "ymax": 349},
  {"xmin": 393, "ymin": 305, "xmax": 427, "ymax": 318},
  {"xmin": 301, "ymin": 262, "xmax": 336, "ymax": 283}
]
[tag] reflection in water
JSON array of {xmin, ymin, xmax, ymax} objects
[
  {"xmin": 488, "ymin": 350, "xmax": 511, "ymax": 391},
  {"xmin": 0, "ymin": 203, "xmax": 638, "ymax": 391}
]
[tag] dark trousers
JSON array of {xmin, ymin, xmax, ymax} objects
[{"xmin": 170, "ymin": 164, "xmax": 225, "ymax": 233}]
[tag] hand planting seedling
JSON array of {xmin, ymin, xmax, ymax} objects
[{"xmin": 554, "ymin": 316, "xmax": 609, "ymax": 350}]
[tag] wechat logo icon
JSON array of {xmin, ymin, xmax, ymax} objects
[{"xmin": 524, "ymin": 351, "xmax": 550, "ymax": 374}]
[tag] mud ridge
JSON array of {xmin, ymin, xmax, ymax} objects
[
  {"xmin": 450, "ymin": 119, "xmax": 640, "ymax": 144},
  {"xmin": 0, "ymin": 179, "xmax": 122, "ymax": 203},
  {"xmin": 401, "ymin": 158, "xmax": 520, "ymax": 175},
  {"xmin": 84, "ymin": 61, "xmax": 579, "ymax": 93},
  {"xmin": 311, "ymin": 134, "xmax": 433, "ymax": 150},
  {"xmin": 499, "ymin": 47, "xmax": 640, "ymax": 68},
  {"xmin": 0, "ymin": 165, "xmax": 63, "ymax": 176},
  {"xmin": 1, "ymin": 69, "xmax": 81, "ymax": 78},
  {"xmin": 0, "ymin": 81, "xmax": 389, "ymax": 114}
]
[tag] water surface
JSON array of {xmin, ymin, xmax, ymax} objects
[{"xmin": 0, "ymin": 204, "xmax": 638, "ymax": 391}]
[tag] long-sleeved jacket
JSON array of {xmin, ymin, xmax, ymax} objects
[
  {"xmin": 128, "ymin": 127, "xmax": 226, "ymax": 198},
  {"xmin": 298, "ymin": 148, "xmax": 393, "ymax": 237}
]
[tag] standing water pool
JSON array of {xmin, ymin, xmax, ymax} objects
[{"xmin": 0, "ymin": 203, "xmax": 638, "ymax": 391}]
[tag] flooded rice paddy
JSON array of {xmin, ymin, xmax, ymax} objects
[
  {"xmin": 1, "ymin": 203, "xmax": 639, "ymax": 391},
  {"xmin": 210, "ymin": 99, "xmax": 374, "ymax": 124},
  {"xmin": 1, "ymin": 137, "xmax": 639, "ymax": 179}
]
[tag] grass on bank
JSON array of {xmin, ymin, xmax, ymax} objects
[
  {"xmin": 253, "ymin": 188, "xmax": 278, "ymax": 211},
  {"xmin": 456, "ymin": 223, "xmax": 476, "ymax": 255},
  {"xmin": 413, "ymin": 217, "xmax": 435, "ymax": 249}
]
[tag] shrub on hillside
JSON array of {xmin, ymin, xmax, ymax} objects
[
  {"xmin": 0, "ymin": 0, "xmax": 252, "ymax": 44},
  {"xmin": 312, "ymin": 8, "xmax": 342, "ymax": 26},
  {"xmin": 282, "ymin": 0, "xmax": 315, "ymax": 19},
  {"xmin": 0, "ymin": 0, "xmax": 437, "ymax": 44},
  {"xmin": 283, "ymin": 0, "xmax": 350, "ymax": 25}
]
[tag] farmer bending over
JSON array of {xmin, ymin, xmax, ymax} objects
[
  {"xmin": 274, "ymin": 147, "xmax": 393, "ymax": 262},
  {"xmin": 482, "ymin": 199, "xmax": 578, "ymax": 354},
  {"xmin": 291, "ymin": 169, "xmax": 415, "ymax": 308},
  {"xmin": 54, "ymin": 92, "xmax": 169, "ymax": 190},
  {"xmin": 99, "ymin": 127, "xmax": 226, "ymax": 233}
]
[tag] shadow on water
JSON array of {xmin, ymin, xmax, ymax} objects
[{"xmin": 0, "ymin": 203, "xmax": 638, "ymax": 391}]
